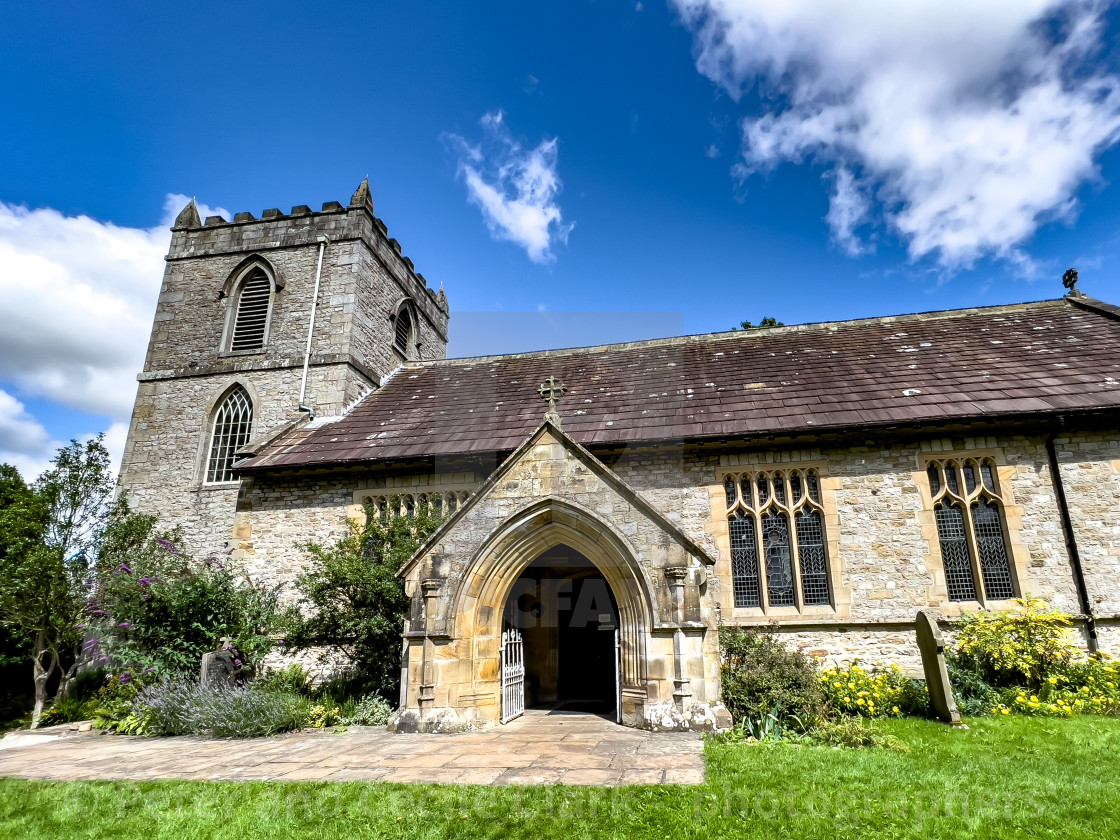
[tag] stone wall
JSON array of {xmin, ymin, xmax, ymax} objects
[{"xmin": 1053, "ymin": 430, "xmax": 1120, "ymax": 620}]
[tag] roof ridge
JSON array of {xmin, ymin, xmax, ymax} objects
[{"xmin": 413, "ymin": 297, "xmax": 1072, "ymax": 368}]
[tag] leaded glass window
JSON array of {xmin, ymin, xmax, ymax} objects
[
  {"xmin": 724, "ymin": 468, "xmax": 832, "ymax": 611},
  {"xmin": 205, "ymin": 386, "xmax": 253, "ymax": 483},
  {"xmin": 927, "ymin": 457, "xmax": 1016, "ymax": 603}
]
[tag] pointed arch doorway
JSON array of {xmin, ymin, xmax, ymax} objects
[{"xmin": 502, "ymin": 544, "xmax": 621, "ymax": 722}]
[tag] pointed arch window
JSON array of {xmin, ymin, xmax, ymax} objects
[
  {"xmin": 229, "ymin": 267, "xmax": 273, "ymax": 352},
  {"xmin": 393, "ymin": 304, "xmax": 414, "ymax": 356},
  {"xmin": 723, "ymin": 468, "xmax": 832, "ymax": 611},
  {"xmin": 205, "ymin": 386, "xmax": 253, "ymax": 483},
  {"xmin": 926, "ymin": 458, "xmax": 1016, "ymax": 602}
]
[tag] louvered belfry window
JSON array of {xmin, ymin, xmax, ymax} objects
[
  {"xmin": 206, "ymin": 386, "xmax": 253, "ymax": 483},
  {"xmin": 229, "ymin": 268, "xmax": 272, "ymax": 351},
  {"xmin": 927, "ymin": 458, "xmax": 1016, "ymax": 602},
  {"xmin": 724, "ymin": 469, "xmax": 831, "ymax": 610},
  {"xmin": 394, "ymin": 305, "xmax": 413, "ymax": 354}
]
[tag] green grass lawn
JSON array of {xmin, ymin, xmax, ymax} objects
[{"xmin": 1, "ymin": 716, "xmax": 1118, "ymax": 839}]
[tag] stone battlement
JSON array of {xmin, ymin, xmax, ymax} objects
[{"xmin": 169, "ymin": 179, "xmax": 447, "ymax": 315}]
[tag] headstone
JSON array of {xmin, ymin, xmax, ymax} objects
[
  {"xmin": 915, "ymin": 610, "xmax": 962, "ymax": 725},
  {"xmin": 200, "ymin": 642, "xmax": 246, "ymax": 689}
]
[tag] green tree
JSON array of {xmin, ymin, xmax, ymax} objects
[
  {"xmin": 286, "ymin": 499, "xmax": 444, "ymax": 699},
  {"xmin": 0, "ymin": 438, "xmax": 116, "ymax": 728},
  {"xmin": 734, "ymin": 316, "xmax": 785, "ymax": 331}
]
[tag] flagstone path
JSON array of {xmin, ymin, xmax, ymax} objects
[{"xmin": 0, "ymin": 709, "xmax": 704, "ymax": 786}]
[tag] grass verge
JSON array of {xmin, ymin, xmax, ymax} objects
[{"xmin": 1, "ymin": 716, "xmax": 1118, "ymax": 838}]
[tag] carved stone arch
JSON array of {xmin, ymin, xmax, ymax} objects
[
  {"xmin": 446, "ymin": 497, "xmax": 655, "ymax": 696},
  {"xmin": 219, "ymin": 254, "xmax": 283, "ymax": 299}
]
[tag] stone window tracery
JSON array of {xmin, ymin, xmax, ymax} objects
[
  {"xmin": 723, "ymin": 468, "xmax": 831, "ymax": 610},
  {"xmin": 205, "ymin": 386, "xmax": 253, "ymax": 484},
  {"xmin": 926, "ymin": 457, "xmax": 1016, "ymax": 602},
  {"xmin": 362, "ymin": 490, "xmax": 470, "ymax": 521}
]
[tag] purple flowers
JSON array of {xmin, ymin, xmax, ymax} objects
[
  {"xmin": 139, "ymin": 577, "xmax": 151, "ymax": 586},
  {"xmin": 91, "ymin": 610, "xmax": 105, "ymax": 616},
  {"xmin": 119, "ymin": 564, "xmax": 132, "ymax": 574},
  {"xmin": 119, "ymin": 673, "xmax": 131, "ymax": 684},
  {"xmin": 75, "ymin": 624, "xmax": 86, "ymax": 630},
  {"xmin": 145, "ymin": 667, "xmax": 156, "ymax": 674},
  {"xmin": 118, "ymin": 622, "xmax": 132, "ymax": 629},
  {"xmin": 234, "ymin": 659, "xmax": 242, "ymax": 667},
  {"xmin": 97, "ymin": 656, "xmax": 108, "ymax": 663}
]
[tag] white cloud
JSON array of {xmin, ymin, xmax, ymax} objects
[
  {"xmin": 447, "ymin": 110, "xmax": 574, "ymax": 264},
  {"xmin": 0, "ymin": 389, "xmax": 58, "ymax": 481},
  {"xmin": 672, "ymin": 0, "xmax": 1120, "ymax": 267},
  {"xmin": 0, "ymin": 194, "xmax": 227, "ymax": 475}
]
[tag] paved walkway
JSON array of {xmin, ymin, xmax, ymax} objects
[{"xmin": 0, "ymin": 709, "xmax": 704, "ymax": 786}]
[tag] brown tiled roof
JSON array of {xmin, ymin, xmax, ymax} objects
[{"xmin": 238, "ymin": 296, "xmax": 1120, "ymax": 472}]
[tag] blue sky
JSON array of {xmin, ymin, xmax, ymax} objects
[{"xmin": 4, "ymin": 1, "xmax": 1120, "ymax": 478}]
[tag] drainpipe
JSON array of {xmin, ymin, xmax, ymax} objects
[
  {"xmin": 1045, "ymin": 428, "xmax": 1098, "ymax": 653},
  {"xmin": 298, "ymin": 236, "xmax": 329, "ymax": 420}
]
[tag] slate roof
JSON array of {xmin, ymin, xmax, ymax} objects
[{"xmin": 237, "ymin": 296, "xmax": 1120, "ymax": 473}]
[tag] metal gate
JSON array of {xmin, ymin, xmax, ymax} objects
[
  {"xmin": 614, "ymin": 627, "xmax": 622, "ymax": 724},
  {"xmin": 501, "ymin": 627, "xmax": 525, "ymax": 723}
]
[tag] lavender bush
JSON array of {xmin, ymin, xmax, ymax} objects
[{"xmin": 137, "ymin": 680, "xmax": 306, "ymax": 737}]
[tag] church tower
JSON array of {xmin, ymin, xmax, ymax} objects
[{"xmin": 117, "ymin": 180, "xmax": 450, "ymax": 546}]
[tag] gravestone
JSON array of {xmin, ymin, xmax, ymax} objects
[
  {"xmin": 915, "ymin": 610, "xmax": 962, "ymax": 725},
  {"xmin": 200, "ymin": 639, "xmax": 247, "ymax": 689}
]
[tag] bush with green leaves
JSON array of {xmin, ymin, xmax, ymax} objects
[
  {"xmin": 946, "ymin": 597, "xmax": 1120, "ymax": 718},
  {"xmin": 38, "ymin": 696, "xmax": 96, "ymax": 727},
  {"xmin": 820, "ymin": 661, "xmax": 927, "ymax": 718},
  {"xmin": 811, "ymin": 718, "xmax": 910, "ymax": 753},
  {"xmin": 344, "ymin": 693, "xmax": 394, "ymax": 726},
  {"xmin": 92, "ymin": 672, "xmax": 158, "ymax": 735},
  {"xmin": 258, "ymin": 663, "xmax": 313, "ymax": 696},
  {"xmin": 719, "ymin": 627, "xmax": 826, "ymax": 731},
  {"xmin": 90, "ymin": 532, "xmax": 289, "ymax": 677},
  {"xmin": 951, "ymin": 595, "xmax": 1078, "ymax": 689},
  {"xmin": 286, "ymin": 499, "xmax": 443, "ymax": 699}
]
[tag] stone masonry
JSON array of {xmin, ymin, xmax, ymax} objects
[{"xmin": 118, "ymin": 182, "xmax": 449, "ymax": 549}]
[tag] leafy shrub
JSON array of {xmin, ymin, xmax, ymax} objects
[
  {"xmin": 91, "ymin": 532, "xmax": 290, "ymax": 677},
  {"xmin": 945, "ymin": 651, "xmax": 1001, "ymax": 716},
  {"xmin": 307, "ymin": 703, "xmax": 341, "ymax": 729},
  {"xmin": 820, "ymin": 661, "xmax": 927, "ymax": 718},
  {"xmin": 952, "ymin": 596, "xmax": 1078, "ymax": 689},
  {"xmin": 812, "ymin": 718, "xmax": 910, "ymax": 753},
  {"xmin": 137, "ymin": 681, "xmax": 306, "ymax": 737},
  {"xmin": 996, "ymin": 655, "xmax": 1120, "ymax": 717},
  {"xmin": 38, "ymin": 696, "xmax": 95, "ymax": 726},
  {"xmin": 286, "ymin": 501, "xmax": 443, "ymax": 699},
  {"xmin": 93, "ymin": 673, "xmax": 156, "ymax": 734},
  {"xmin": 67, "ymin": 669, "xmax": 108, "ymax": 702},
  {"xmin": 344, "ymin": 693, "xmax": 394, "ymax": 726},
  {"xmin": 259, "ymin": 663, "xmax": 313, "ymax": 696},
  {"xmin": 719, "ymin": 627, "xmax": 825, "ymax": 730}
]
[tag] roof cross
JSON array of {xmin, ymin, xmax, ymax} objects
[{"xmin": 538, "ymin": 376, "xmax": 567, "ymax": 428}]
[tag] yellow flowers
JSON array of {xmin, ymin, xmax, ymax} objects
[{"xmin": 820, "ymin": 660, "xmax": 925, "ymax": 719}]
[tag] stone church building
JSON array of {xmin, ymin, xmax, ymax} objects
[{"xmin": 118, "ymin": 181, "xmax": 1120, "ymax": 731}]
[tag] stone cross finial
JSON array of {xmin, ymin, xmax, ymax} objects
[
  {"xmin": 538, "ymin": 376, "xmax": 567, "ymax": 428},
  {"xmin": 1063, "ymin": 267, "xmax": 1085, "ymax": 298}
]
